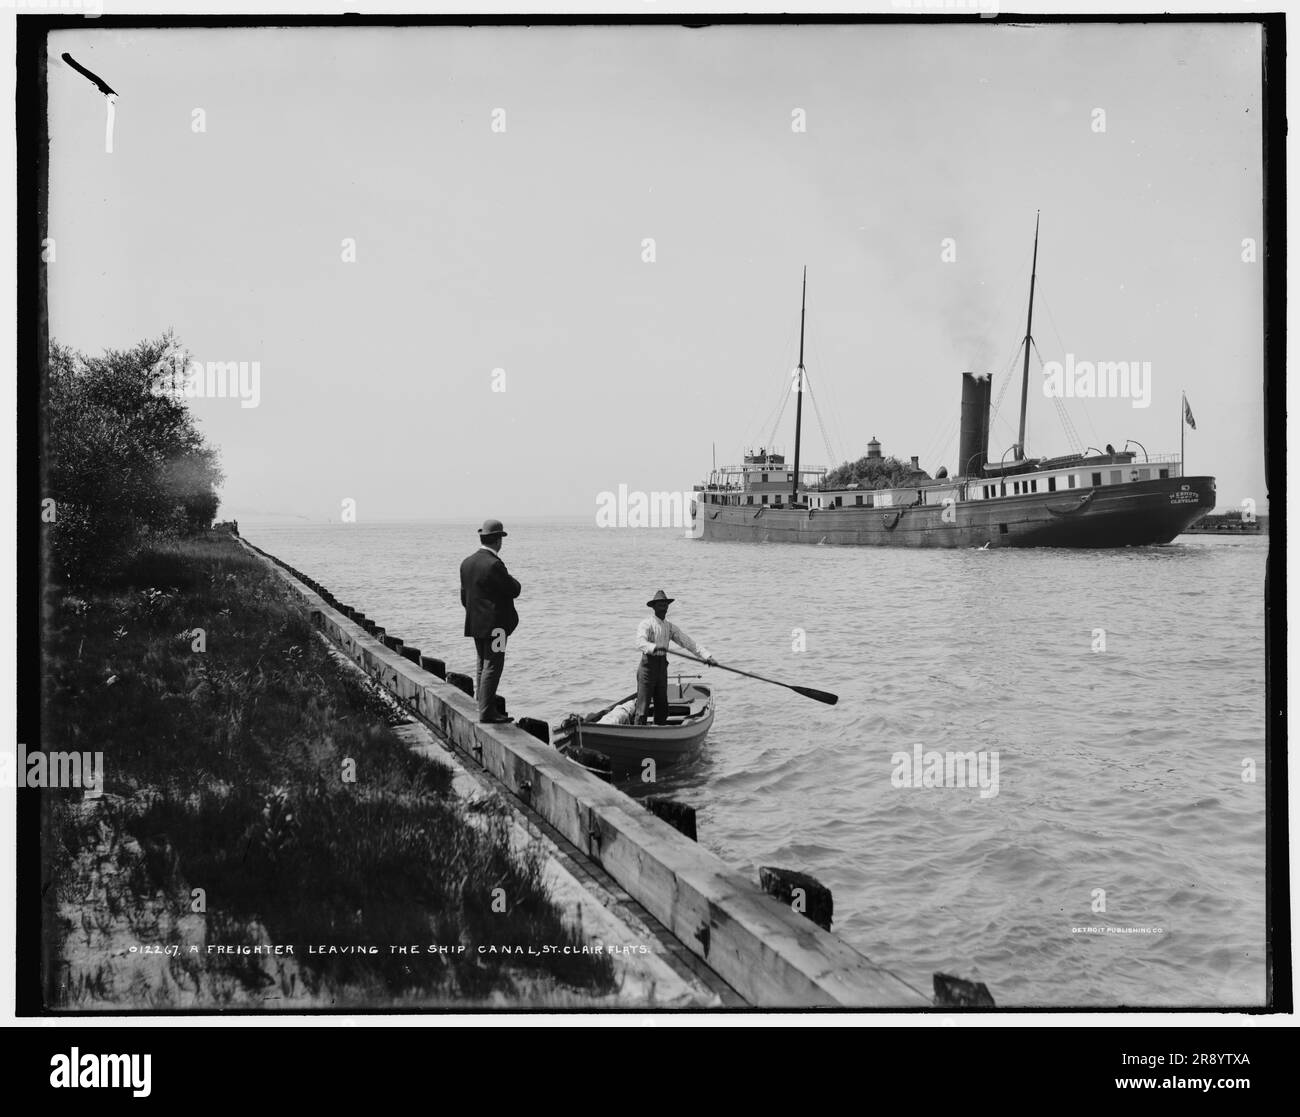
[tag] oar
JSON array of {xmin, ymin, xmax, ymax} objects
[{"xmin": 667, "ymin": 651, "xmax": 838, "ymax": 706}]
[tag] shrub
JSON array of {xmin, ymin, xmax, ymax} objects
[
  {"xmin": 46, "ymin": 333, "xmax": 224, "ymax": 586},
  {"xmin": 823, "ymin": 453, "xmax": 918, "ymax": 491}
]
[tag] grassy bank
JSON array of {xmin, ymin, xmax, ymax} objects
[{"xmin": 43, "ymin": 532, "xmax": 615, "ymax": 1007}]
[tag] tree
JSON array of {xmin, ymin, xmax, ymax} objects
[
  {"xmin": 45, "ymin": 332, "xmax": 225, "ymax": 584},
  {"xmin": 823, "ymin": 454, "xmax": 919, "ymax": 491}
]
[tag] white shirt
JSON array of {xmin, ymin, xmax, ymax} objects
[{"xmin": 636, "ymin": 615, "xmax": 710, "ymax": 661}]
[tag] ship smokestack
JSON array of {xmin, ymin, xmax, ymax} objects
[{"xmin": 958, "ymin": 372, "xmax": 992, "ymax": 477}]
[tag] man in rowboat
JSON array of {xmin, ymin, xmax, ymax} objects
[{"xmin": 634, "ymin": 590, "xmax": 716, "ymax": 725}]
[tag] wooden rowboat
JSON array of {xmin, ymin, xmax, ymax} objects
[{"xmin": 553, "ymin": 681, "xmax": 715, "ymax": 775}]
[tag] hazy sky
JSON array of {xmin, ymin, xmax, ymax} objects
[{"xmin": 46, "ymin": 21, "xmax": 1266, "ymax": 521}]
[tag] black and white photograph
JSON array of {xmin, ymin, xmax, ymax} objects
[{"xmin": 13, "ymin": 4, "xmax": 1285, "ymax": 1035}]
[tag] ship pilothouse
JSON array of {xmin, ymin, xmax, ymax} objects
[{"xmin": 698, "ymin": 447, "xmax": 827, "ymax": 510}]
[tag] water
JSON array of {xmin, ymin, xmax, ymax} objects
[{"xmin": 243, "ymin": 520, "xmax": 1270, "ymax": 1007}]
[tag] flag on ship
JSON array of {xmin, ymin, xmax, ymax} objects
[{"xmin": 1183, "ymin": 396, "xmax": 1197, "ymax": 430}]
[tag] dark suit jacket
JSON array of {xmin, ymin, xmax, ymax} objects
[{"xmin": 460, "ymin": 547, "xmax": 521, "ymax": 639}]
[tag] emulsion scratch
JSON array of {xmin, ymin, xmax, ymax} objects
[{"xmin": 61, "ymin": 52, "xmax": 119, "ymax": 153}]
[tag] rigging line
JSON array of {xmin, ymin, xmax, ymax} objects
[
  {"xmin": 987, "ymin": 337, "xmax": 1024, "ymax": 429},
  {"xmin": 938, "ymin": 409, "xmax": 962, "ymax": 474},
  {"xmin": 764, "ymin": 310, "xmax": 811, "ymax": 453},
  {"xmin": 1031, "ymin": 327, "xmax": 1101, "ymax": 451},
  {"xmin": 800, "ymin": 374, "xmax": 832, "ymax": 462},
  {"xmin": 989, "ymin": 389, "xmax": 1022, "ymax": 461},
  {"xmin": 802, "ymin": 374, "xmax": 839, "ymax": 469},
  {"xmin": 759, "ymin": 361, "xmax": 795, "ymax": 449},
  {"xmin": 919, "ymin": 403, "xmax": 960, "ymax": 477},
  {"xmin": 920, "ymin": 407, "xmax": 960, "ymax": 474},
  {"xmin": 1034, "ymin": 275, "xmax": 1072, "ymax": 357},
  {"xmin": 764, "ymin": 382, "xmax": 793, "ymax": 452},
  {"xmin": 1030, "ymin": 337, "xmax": 1082, "ymax": 454},
  {"xmin": 749, "ymin": 343, "xmax": 800, "ymax": 454},
  {"xmin": 751, "ymin": 383, "xmax": 789, "ymax": 453},
  {"xmin": 940, "ymin": 409, "xmax": 963, "ymax": 473},
  {"xmin": 1032, "ymin": 277, "xmax": 1102, "ymax": 446},
  {"xmin": 803, "ymin": 314, "xmax": 853, "ymax": 466},
  {"xmin": 1050, "ymin": 393, "xmax": 1084, "ymax": 455},
  {"xmin": 801, "ymin": 346, "xmax": 835, "ymax": 466},
  {"xmin": 1062, "ymin": 402, "xmax": 1082, "ymax": 455},
  {"xmin": 1059, "ymin": 401, "xmax": 1078, "ymax": 447},
  {"xmin": 806, "ymin": 385, "xmax": 834, "ymax": 468}
]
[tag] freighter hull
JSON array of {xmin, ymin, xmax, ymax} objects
[{"xmin": 697, "ymin": 476, "xmax": 1216, "ymax": 548}]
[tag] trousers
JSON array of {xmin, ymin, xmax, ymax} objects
[
  {"xmin": 634, "ymin": 653, "xmax": 669, "ymax": 725},
  {"xmin": 472, "ymin": 634, "xmax": 505, "ymax": 720}
]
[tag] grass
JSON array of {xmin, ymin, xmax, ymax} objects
[{"xmin": 43, "ymin": 533, "xmax": 615, "ymax": 1007}]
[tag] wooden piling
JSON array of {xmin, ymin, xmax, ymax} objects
[
  {"xmin": 933, "ymin": 973, "xmax": 996, "ymax": 1008},
  {"xmin": 419, "ymin": 655, "xmax": 446, "ymax": 679},
  {"xmin": 643, "ymin": 797, "xmax": 697, "ymax": 841},
  {"xmin": 517, "ymin": 717, "xmax": 549, "ymax": 744},
  {"xmin": 759, "ymin": 867, "xmax": 833, "ymax": 931},
  {"xmin": 400, "ymin": 646, "xmax": 421, "ymax": 664},
  {"xmin": 446, "ymin": 671, "xmax": 474, "ymax": 697}
]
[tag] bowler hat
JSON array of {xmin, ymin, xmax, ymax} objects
[
  {"xmin": 478, "ymin": 518, "xmax": 508, "ymax": 537},
  {"xmin": 646, "ymin": 589, "xmax": 675, "ymax": 608}
]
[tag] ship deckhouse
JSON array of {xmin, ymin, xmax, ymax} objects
[{"xmin": 699, "ymin": 447, "xmax": 827, "ymax": 508}]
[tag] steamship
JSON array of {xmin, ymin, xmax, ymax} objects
[{"xmin": 691, "ymin": 221, "xmax": 1216, "ymax": 548}]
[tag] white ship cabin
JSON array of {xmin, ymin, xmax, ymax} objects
[
  {"xmin": 808, "ymin": 446, "xmax": 1185, "ymax": 510},
  {"xmin": 696, "ymin": 447, "xmax": 827, "ymax": 507},
  {"xmin": 964, "ymin": 452, "xmax": 1184, "ymax": 502}
]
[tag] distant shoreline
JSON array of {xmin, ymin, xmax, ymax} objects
[{"xmin": 232, "ymin": 515, "xmax": 598, "ymax": 527}]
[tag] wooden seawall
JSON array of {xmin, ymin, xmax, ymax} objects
[{"xmin": 238, "ymin": 538, "xmax": 934, "ymax": 1009}]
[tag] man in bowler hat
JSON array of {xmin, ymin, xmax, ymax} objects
[
  {"xmin": 460, "ymin": 518, "xmax": 521, "ymax": 723},
  {"xmin": 634, "ymin": 590, "xmax": 715, "ymax": 725}
]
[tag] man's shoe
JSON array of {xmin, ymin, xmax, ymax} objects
[{"xmin": 479, "ymin": 714, "xmax": 514, "ymax": 724}]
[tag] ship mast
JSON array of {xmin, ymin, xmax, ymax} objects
[
  {"xmin": 1016, "ymin": 211, "xmax": 1040, "ymax": 461},
  {"xmin": 791, "ymin": 266, "xmax": 806, "ymax": 505}
]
